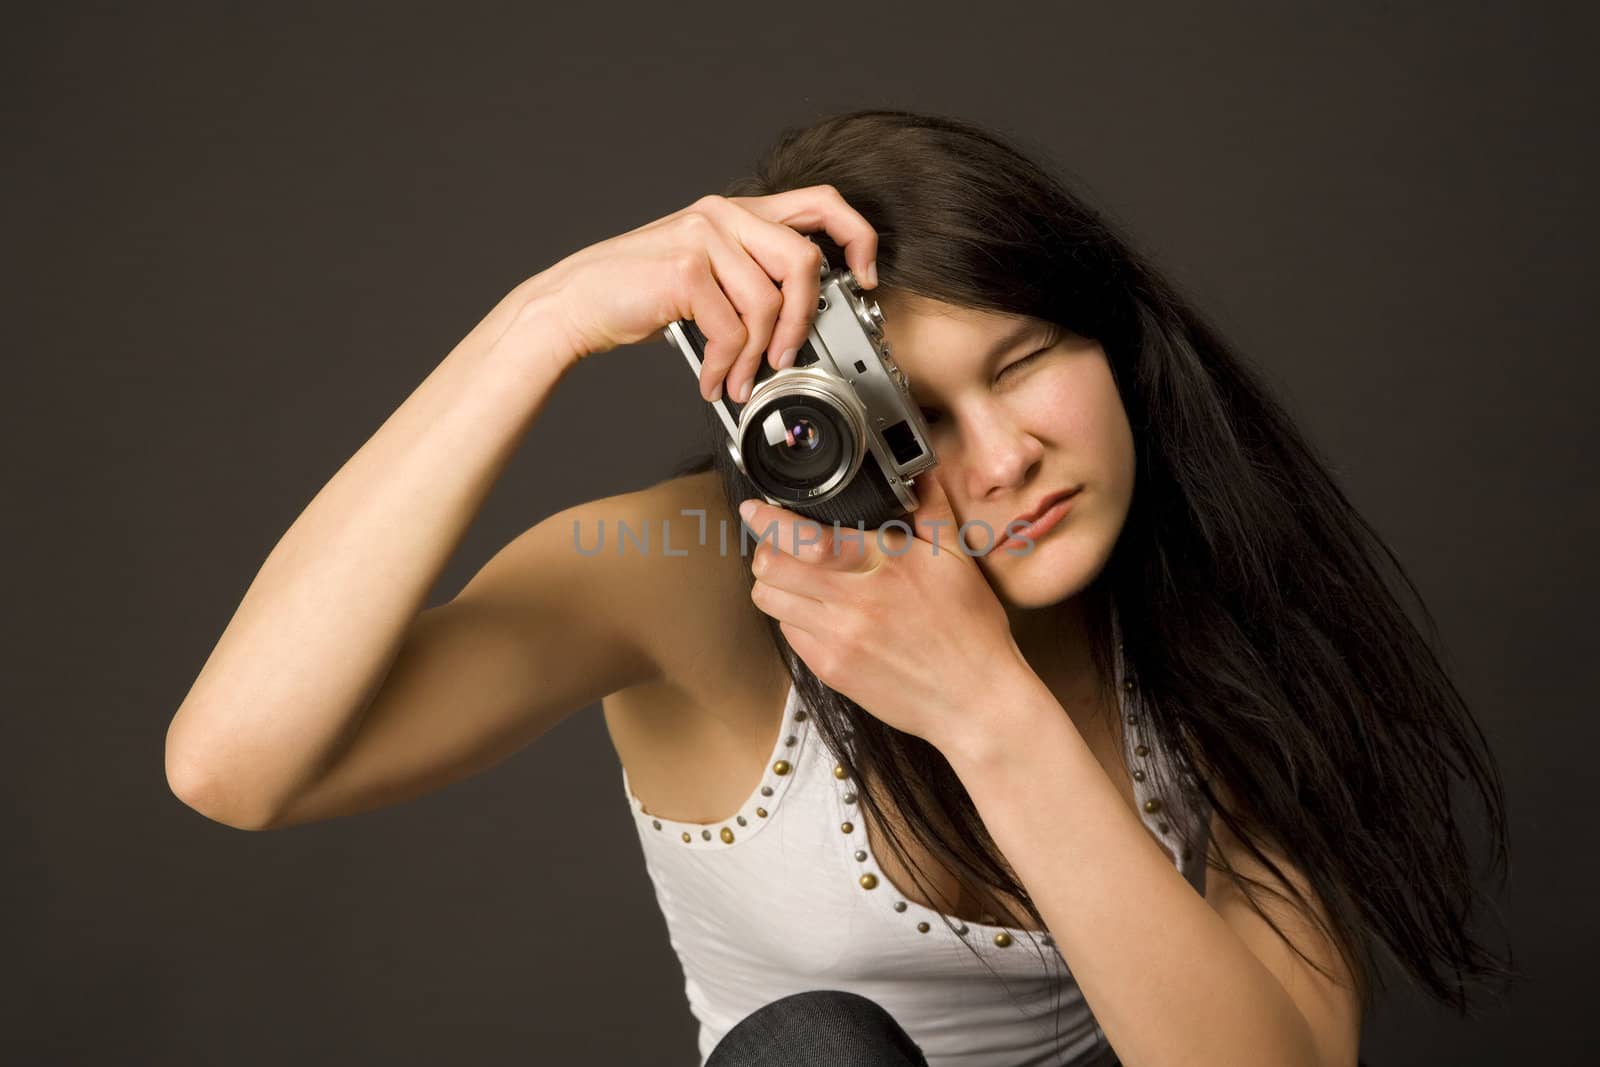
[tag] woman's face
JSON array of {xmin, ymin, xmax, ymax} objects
[{"xmin": 874, "ymin": 293, "xmax": 1136, "ymax": 610}]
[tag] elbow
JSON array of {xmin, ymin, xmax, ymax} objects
[{"xmin": 165, "ymin": 736, "xmax": 277, "ymax": 832}]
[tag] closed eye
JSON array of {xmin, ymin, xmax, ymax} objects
[
  {"xmin": 999, "ymin": 347, "xmax": 1050, "ymax": 377},
  {"xmin": 918, "ymin": 342, "xmax": 1058, "ymax": 425}
]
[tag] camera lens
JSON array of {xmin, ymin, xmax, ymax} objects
[
  {"xmin": 783, "ymin": 414, "xmax": 822, "ymax": 452},
  {"xmin": 741, "ymin": 398, "xmax": 856, "ymax": 501}
]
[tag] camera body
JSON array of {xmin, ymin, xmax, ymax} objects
[{"xmin": 664, "ymin": 259, "xmax": 939, "ymax": 528}]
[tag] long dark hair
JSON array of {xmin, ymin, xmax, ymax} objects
[{"xmin": 670, "ymin": 108, "xmax": 1518, "ymax": 1028}]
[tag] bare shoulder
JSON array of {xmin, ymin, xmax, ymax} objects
[
  {"xmin": 594, "ymin": 467, "xmax": 782, "ymax": 705},
  {"xmin": 599, "ymin": 469, "xmax": 793, "ymax": 822}
]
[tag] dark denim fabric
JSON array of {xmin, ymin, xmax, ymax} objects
[
  {"xmin": 705, "ymin": 988, "xmax": 1370, "ymax": 1066},
  {"xmin": 705, "ymin": 989, "xmax": 931, "ymax": 1066}
]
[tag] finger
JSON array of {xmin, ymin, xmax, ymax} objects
[
  {"xmin": 736, "ymin": 185, "xmax": 881, "ymax": 292},
  {"xmin": 906, "ymin": 471, "xmax": 976, "ymax": 559},
  {"xmin": 776, "ymin": 619, "xmax": 824, "ymax": 666},
  {"xmin": 757, "ymin": 236, "xmax": 824, "ymax": 376},
  {"xmin": 753, "ymin": 528, "xmax": 863, "ymax": 597},
  {"xmin": 695, "ymin": 197, "xmax": 822, "ymax": 402},
  {"xmin": 720, "ymin": 224, "xmax": 818, "ymax": 401},
  {"xmin": 750, "ymin": 576, "xmax": 828, "ymax": 630},
  {"xmin": 679, "ymin": 250, "xmax": 745, "ymax": 403},
  {"xmin": 741, "ymin": 500, "xmax": 837, "ymax": 564},
  {"xmin": 726, "ymin": 220, "xmax": 823, "ymax": 379},
  {"xmin": 691, "ymin": 221, "xmax": 782, "ymax": 403},
  {"xmin": 910, "ymin": 470, "xmax": 959, "ymax": 544}
]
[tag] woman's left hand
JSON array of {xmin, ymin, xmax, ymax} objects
[{"xmin": 741, "ymin": 473, "xmax": 1025, "ymax": 755}]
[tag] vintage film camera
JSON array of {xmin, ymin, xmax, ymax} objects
[{"xmin": 663, "ymin": 257, "xmax": 938, "ymax": 529}]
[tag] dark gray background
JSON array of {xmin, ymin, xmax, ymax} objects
[{"xmin": 5, "ymin": 3, "xmax": 1591, "ymax": 1064}]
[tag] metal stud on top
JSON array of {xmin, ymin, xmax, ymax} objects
[
  {"xmin": 1114, "ymin": 601, "xmax": 1200, "ymax": 881},
  {"xmin": 641, "ymin": 683, "xmax": 809, "ymax": 850},
  {"xmin": 824, "ymin": 697, "xmax": 1070, "ymax": 951}
]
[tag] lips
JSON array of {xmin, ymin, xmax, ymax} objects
[{"xmin": 1006, "ymin": 487, "xmax": 1081, "ymax": 533}]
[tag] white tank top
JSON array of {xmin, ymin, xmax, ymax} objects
[{"xmin": 619, "ymin": 610, "xmax": 1211, "ymax": 1066}]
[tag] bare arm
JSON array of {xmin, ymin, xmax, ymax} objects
[
  {"xmin": 164, "ymin": 273, "xmax": 590, "ymax": 830},
  {"xmin": 165, "ymin": 185, "xmax": 880, "ymax": 831},
  {"xmin": 246, "ymin": 477, "xmax": 720, "ymax": 831}
]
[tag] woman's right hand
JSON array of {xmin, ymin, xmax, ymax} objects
[{"xmin": 537, "ymin": 185, "xmax": 880, "ymax": 405}]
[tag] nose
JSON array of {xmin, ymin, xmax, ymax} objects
[{"xmin": 957, "ymin": 405, "xmax": 1045, "ymax": 500}]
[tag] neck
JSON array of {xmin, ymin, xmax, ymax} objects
[{"xmin": 1005, "ymin": 595, "xmax": 1115, "ymax": 735}]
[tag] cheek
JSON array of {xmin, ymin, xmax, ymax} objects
[
  {"xmin": 1028, "ymin": 367, "xmax": 1123, "ymax": 444},
  {"xmin": 1032, "ymin": 367, "xmax": 1136, "ymax": 487},
  {"xmin": 925, "ymin": 359, "xmax": 1135, "ymax": 503}
]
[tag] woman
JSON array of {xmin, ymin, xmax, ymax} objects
[{"xmin": 165, "ymin": 109, "xmax": 1516, "ymax": 1065}]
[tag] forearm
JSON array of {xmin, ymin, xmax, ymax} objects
[
  {"xmin": 165, "ymin": 275, "xmax": 577, "ymax": 828},
  {"xmin": 944, "ymin": 667, "xmax": 1322, "ymax": 1067}
]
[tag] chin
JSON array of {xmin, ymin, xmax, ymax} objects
[{"xmin": 981, "ymin": 532, "xmax": 1100, "ymax": 610}]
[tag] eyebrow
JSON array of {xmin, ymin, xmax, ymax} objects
[
  {"xmin": 985, "ymin": 318, "xmax": 1054, "ymax": 362},
  {"xmin": 908, "ymin": 319, "xmax": 1058, "ymax": 409}
]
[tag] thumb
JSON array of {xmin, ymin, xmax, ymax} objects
[{"xmin": 910, "ymin": 470, "xmax": 959, "ymax": 545}]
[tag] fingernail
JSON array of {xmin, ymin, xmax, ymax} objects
[
  {"xmin": 739, "ymin": 500, "xmax": 757, "ymax": 521},
  {"xmin": 708, "ymin": 380, "xmax": 722, "ymax": 403},
  {"xmin": 865, "ymin": 261, "xmax": 878, "ymax": 288},
  {"xmin": 736, "ymin": 378, "xmax": 752, "ymax": 403},
  {"xmin": 778, "ymin": 347, "xmax": 798, "ymax": 369}
]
